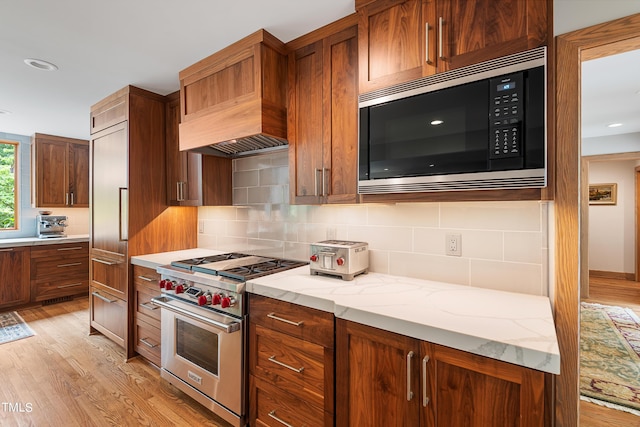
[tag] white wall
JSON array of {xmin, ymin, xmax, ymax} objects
[
  {"xmin": 583, "ymin": 133, "xmax": 640, "ymax": 157},
  {"xmin": 554, "ymin": 0, "xmax": 640, "ymax": 35},
  {"xmin": 588, "ymin": 159, "xmax": 636, "ymax": 274},
  {"xmin": 198, "ymin": 151, "xmax": 552, "ymax": 296}
]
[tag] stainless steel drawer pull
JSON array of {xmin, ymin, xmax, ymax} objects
[
  {"xmin": 0, "ymin": 248, "xmax": 14, "ymax": 252},
  {"xmin": 267, "ymin": 313, "xmax": 304, "ymax": 327},
  {"xmin": 268, "ymin": 356, "xmax": 304, "ymax": 373},
  {"xmin": 57, "ymin": 246, "xmax": 83, "ymax": 251},
  {"xmin": 139, "ymin": 338, "xmax": 158, "ymax": 348},
  {"xmin": 57, "ymin": 262, "xmax": 82, "ymax": 268},
  {"xmin": 92, "ymin": 291, "xmax": 116, "ymax": 303},
  {"xmin": 137, "ymin": 275, "xmax": 154, "ymax": 282},
  {"xmin": 92, "ymin": 258, "xmax": 117, "ymax": 266},
  {"xmin": 57, "ymin": 282, "xmax": 83, "ymax": 289},
  {"xmin": 407, "ymin": 351, "xmax": 414, "ymax": 401},
  {"xmin": 139, "ymin": 302, "xmax": 159, "ymax": 311},
  {"xmin": 422, "ymin": 355, "xmax": 430, "ymax": 407},
  {"xmin": 268, "ymin": 410, "xmax": 294, "ymax": 427}
]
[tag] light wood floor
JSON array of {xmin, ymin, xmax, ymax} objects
[
  {"xmin": 580, "ymin": 276, "xmax": 640, "ymax": 427},
  {"xmin": 0, "ymin": 297, "xmax": 231, "ymax": 427}
]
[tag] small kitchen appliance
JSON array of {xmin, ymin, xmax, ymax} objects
[
  {"xmin": 36, "ymin": 214, "xmax": 68, "ymax": 238},
  {"xmin": 151, "ymin": 252, "xmax": 307, "ymax": 427},
  {"xmin": 310, "ymin": 240, "xmax": 369, "ymax": 280}
]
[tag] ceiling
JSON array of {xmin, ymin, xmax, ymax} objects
[
  {"xmin": 0, "ymin": 0, "xmax": 354, "ymax": 141},
  {"xmin": 0, "ymin": 1, "xmax": 638, "ymax": 143}
]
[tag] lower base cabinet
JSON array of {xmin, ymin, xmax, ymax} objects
[
  {"xmin": 30, "ymin": 242, "xmax": 89, "ymax": 303},
  {"xmin": 0, "ymin": 246, "xmax": 30, "ymax": 309},
  {"xmin": 336, "ymin": 319, "xmax": 546, "ymax": 427},
  {"xmin": 90, "ymin": 286, "xmax": 126, "ymax": 347},
  {"xmin": 132, "ymin": 265, "xmax": 161, "ymax": 365}
]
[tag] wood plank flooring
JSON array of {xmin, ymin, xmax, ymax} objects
[
  {"xmin": 580, "ymin": 276, "xmax": 640, "ymax": 426},
  {"xmin": 0, "ymin": 297, "xmax": 231, "ymax": 427}
]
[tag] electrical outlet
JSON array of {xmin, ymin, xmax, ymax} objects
[
  {"xmin": 445, "ymin": 233, "xmax": 462, "ymax": 256},
  {"xmin": 198, "ymin": 220, "xmax": 204, "ymax": 234}
]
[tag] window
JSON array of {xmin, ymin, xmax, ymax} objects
[{"xmin": 0, "ymin": 140, "xmax": 18, "ymax": 230}]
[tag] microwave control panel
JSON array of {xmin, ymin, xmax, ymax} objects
[{"xmin": 489, "ymin": 72, "xmax": 524, "ymax": 159}]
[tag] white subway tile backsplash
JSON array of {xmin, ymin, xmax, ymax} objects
[{"xmin": 197, "ymin": 151, "xmax": 551, "ymax": 297}]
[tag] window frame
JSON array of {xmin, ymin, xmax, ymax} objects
[{"xmin": 0, "ymin": 139, "xmax": 19, "ymax": 231}]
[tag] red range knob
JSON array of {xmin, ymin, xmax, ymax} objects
[
  {"xmin": 175, "ymin": 284, "xmax": 184, "ymax": 294},
  {"xmin": 159, "ymin": 280, "xmax": 166, "ymax": 289},
  {"xmin": 164, "ymin": 281, "xmax": 174, "ymax": 291},
  {"xmin": 221, "ymin": 296, "xmax": 231, "ymax": 308},
  {"xmin": 197, "ymin": 295, "xmax": 208, "ymax": 306},
  {"xmin": 336, "ymin": 257, "xmax": 345, "ymax": 266},
  {"xmin": 212, "ymin": 294, "xmax": 222, "ymax": 305},
  {"xmin": 310, "ymin": 254, "xmax": 318, "ymax": 262}
]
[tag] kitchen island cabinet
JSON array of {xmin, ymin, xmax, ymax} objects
[
  {"xmin": 356, "ymin": 0, "xmax": 551, "ymax": 93},
  {"xmin": 336, "ymin": 319, "xmax": 546, "ymax": 427},
  {"xmin": 0, "ymin": 246, "xmax": 30, "ymax": 309},
  {"xmin": 287, "ymin": 15, "xmax": 359, "ymax": 205}
]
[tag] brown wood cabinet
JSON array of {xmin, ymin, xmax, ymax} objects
[
  {"xmin": 287, "ymin": 15, "xmax": 359, "ymax": 205},
  {"xmin": 0, "ymin": 246, "xmax": 30, "ymax": 309},
  {"xmin": 249, "ymin": 294, "xmax": 335, "ymax": 426},
  {"xmin": 132, "ymin": 265, "xmax": 161, "ymax": 366},
  {"xmin": 32, "ymin": 133, "xmax": 89, "ymax": 208},
  {"xmin": 30, "ymin": 242, "xmax": 89, "ymax": 303},
  {"xmin": 336, "ymin": 319, "xmax": 546, "ymax": 427},
  {"xmin": 356, "ymin": 0, "xmax": 551, "ymax": 93},
  {"xmin": 178, "ymin": 29, "xmax": 288, "ymax": 152},
  {"xmin": 89, "ymin": 85, "xmax": 198, "ymax": 358}
]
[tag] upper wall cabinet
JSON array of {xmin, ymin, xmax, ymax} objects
[
  {"xmin": 178, "ymin": 29, "xmax": 288, "ymax": 154},
  {"xmin": 356, "ymin": 0, "xmax": 550, "ymax": 93},
  {"xmin": 32, "ymin": 133, "xmax": 89, "ymax": 208}
]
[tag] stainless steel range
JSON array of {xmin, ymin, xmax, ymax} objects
[{"xmin": 151, "ymin": 253, "xmax": 307, "ymax": 427}]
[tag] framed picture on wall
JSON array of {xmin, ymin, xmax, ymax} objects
[{"xmin": 589, "ymin": 183, "xmax": 617, "ymax": 205}]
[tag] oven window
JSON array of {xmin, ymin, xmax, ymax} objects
[{"xmin": 176, "ymin": 319, "xmax": 219, "ymax": 375}]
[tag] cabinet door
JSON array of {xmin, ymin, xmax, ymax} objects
[
  {"xmin": 323, "ymin": 26, "xmax": 359, "ymax": 204},
  {"xmin": 288, "ymin": 40, "xmax": 324, "ymax": 205},
  {"xmin": 35, "ymin": 139, "xmax": 68, "ymax": 207},
  {"xmin": 336, "ymin": 319, "xmax": 420, "ymax": 427},
  {"xmin": 90, "ymin": 286, "xmax": 126, "ymax": 348},
  {"xmin": 357, "ymin": 0, "xmax": 425, "ymax": 93},
  {"xmin": 165, "ymin": 93, "xmax": 203, "ymax": 206},
  {"xmin": 90, "ymin": 122, "xmax": 128, "ymax": 256},
  {"xmin": 425, "ymin": 342, "xmax": 545, "ymax": 427},
  {"xmin": 436, "ymin": 0, "xmax": 548, "ymax": 72},
  {"xmin": 69, "ymin": 142, "xmax": 89, "ymax": 207},
  {"xmin": 0, "ymin": 247, "xmax": 30, "ymax": 308}
]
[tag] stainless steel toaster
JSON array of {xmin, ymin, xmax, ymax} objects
[{"xmin": 310, "ymin": 240, "xmax": 368, "ymax": 281}]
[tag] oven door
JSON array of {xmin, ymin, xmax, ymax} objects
[{"xmin": 152, "ymin": 296, "xmax": 244, "ymax": 426}]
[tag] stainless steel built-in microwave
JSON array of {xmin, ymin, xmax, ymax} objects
[{"xmin": 358, "ymin": 47, "xmax": 547, "ymax": 194}]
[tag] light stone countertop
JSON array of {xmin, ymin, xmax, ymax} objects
[
  {"xmin": 0, "ymin": 234, "xmax": 89, "ymax": 248},
  {"xmin": 130, "ymin": 249, "xmax": 560, "ymax": 375}
]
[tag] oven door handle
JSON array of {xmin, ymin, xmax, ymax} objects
[{"xmin": 151, "ymin": 296, "xmax": 241, "ymax": 333}]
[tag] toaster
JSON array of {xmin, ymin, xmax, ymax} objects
[{"xmin": 310, "ymin": 240, "xmax": 368, "ymax": 281}]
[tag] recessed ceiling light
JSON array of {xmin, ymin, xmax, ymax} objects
[
  {"xmin": 24, "ymin": 58, "xmax": 58, "ymax": 71},
  {"xmin": 607, "ymin": 123, "xmax": 623, "ymax": 128},
  {"xmin": 430, "ymin": 120, "xmax": 444, "ymax": 126}
]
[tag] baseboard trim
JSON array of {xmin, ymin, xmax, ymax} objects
[{"xmin": 589, "ymin": 270, "xmax": 635, "ymax": 281}]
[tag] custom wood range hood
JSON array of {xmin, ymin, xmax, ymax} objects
[{"xmin": 178, "ymin": 29, "xmax": 288, "ymax": 157}]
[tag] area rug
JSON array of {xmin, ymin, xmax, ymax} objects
[
  {"xmin": 580, "ymin": 302, "xmax": 640, "ymax": 415},
  {"xmin": 0, "ymin": 311, "xmax": 35, "ymax": 344}
]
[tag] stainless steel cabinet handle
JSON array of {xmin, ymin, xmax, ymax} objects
[
  {"xmin": 57, "ymin": 262, "xmax": 82, "ymax": 268},
  {"xmin": 139, "ymin": 302, "xmax": 159, "ymax": 311},
  {"xmin": 119, "ymin": 187, "xmax": 128, "ymax": 241},
  {"xmin": 0, "ymin": 248, "xmax": 14, "ymax": 252},
  {"xmin": 137, "ymin": 275, "xmax": 154, "ymax": 282},
  {"xmin": 92, "ymin": 291, "xmax": 116, "ymax": 303},
  {"xmin": 57, "ymin": 246, "xmax": 83, "ymax": 251},
  {"xmin": 438, "ymin": 17, "xmax": 444, "ymax": 59},
  {"xmin": 57, "ymin": 282, "xmax": 83, "ymax": 289},
  {"xmin": 139, "ymin": 338, "xmax": 158, "ymax": 348},
  {"xmin": 92, "ymin": 258, "xmax": 117, "ymax": 266},
  {"xmin": 267, "ymin": 313, "xmax": 304, "ymax": 327},
  {"xmin": 268, "ymin": 410, "xmax": 294, "ymax": 427},
  {"xmin": 422, "ymin": 355, "xmax": 430, "ymax": 407},
  {"xmin": 425, "ymin": 22, "xmax": 431, "ymax": 64},
  {"xmin": 407, "ymin": 351, "xmax": 414, "ymax": 401},
  {"xmin": 65, "ymin": 192, "xmax": 70, "ymax": 205},
  {"xmin": 322, "ymin": 168, "xmax": 328, "ymax": 196},
  {"xmin": 314, "ymin": 168, "xmax": 322, "ymax": 197},
  {"xmin": 70, "ymin": 193, "xmax": 75, "ymax": 206},
  {"xmin": 268, "ymin": 356, "xmax": 305, "ymax": 373}
]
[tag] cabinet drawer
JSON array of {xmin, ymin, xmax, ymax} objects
[
  {"xmin": 135, "ymin": 318, "xmax": 161, "ymax": 366},
  {"xmin": 30, "ymin": 242, "xmax": 88, "ymax": 259},
  {"xmin": 135, "ymin": 283, "xmax": 161, "ymax": 328},
  {"xmin": 251, "ymin": 324, "xmax": 328, "ymax": 408},
  {"xmin": 133, "ymin": 265, "xmax": 160, "ymax": 291},
  {"xmin": 31, "ymin": 277, "xmax": 88, "ymax": 302},
  {"xmin": 251, "ymin": 375, "xmax": 325, "ymax": 427},
  {"xmin": 249, "ymin": 294, "xmax": 334, "ymax": 348},
  {"xmin": 31, "ymin": 255, "xmax": 89, "ymax": 280},
  {"xmin": 91, "ymin": 254, "xmax": 127, "ymax": 300},
  {"xmin": 90, "ymin": 287, "xmax": 126, "ymax": 348}
]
